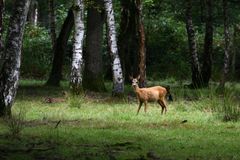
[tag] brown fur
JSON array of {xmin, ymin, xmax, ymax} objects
[
  {"xmin": 130, "ymin": 76, "xmax": 168, "ymax": 115},
  {"xmin": 44, "ymin": 97, "xmax": 66, "ymax": 103},
  {"xmin": 44, "ymin": 91, "xmax": 68, "ymax": 103}
]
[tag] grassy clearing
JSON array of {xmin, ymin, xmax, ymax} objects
[{"xmin": 0, "ymin": 79, "xmax": 240, "ymax": 160}]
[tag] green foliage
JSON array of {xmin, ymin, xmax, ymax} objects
[
  {"xmin": 69, "ymin": 94, "xmax": 85, "ymax": 108},
  {"xmin": 145, "ymin": 16, "xmax": 190, "ymax": 79},
  {"xmin": 22, "ymin": 24, "xmax": 52, "ymax": 78},
  {"xmin": 216, "ymin": 88, "xmax": 240, "ymax": 122}
]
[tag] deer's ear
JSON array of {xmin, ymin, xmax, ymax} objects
[
  {"xmin": 137, "ymin": 75, "xmax": 140, "ymax": 80},
  {"xmin": 129, "ymin": 75, "xmax": 133, "ymax": 80}
]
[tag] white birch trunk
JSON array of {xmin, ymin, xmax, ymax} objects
[
  {"xmin": 70, "ymin": 0, "xmax": 85, "ymax": 94},
  {"xmin": 0, "ymin": 0, "xmax": 31, "ymax": 116},
  {"xmin": 104, "ymin": 0, "xmax": 124, "ymax": 95}
]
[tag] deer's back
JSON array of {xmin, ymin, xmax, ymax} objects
[{"xmin": 137, "ymin": 86, "xmax": 166, "ymax": 102}]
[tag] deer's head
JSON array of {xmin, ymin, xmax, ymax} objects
[{"xmin": 129, "ymin": 75, "xmax": 140, "ymax": 87}]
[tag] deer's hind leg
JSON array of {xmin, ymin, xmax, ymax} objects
[{"xmin": 158, "ymin": 99, "xmax": 167, "ymax": 114}]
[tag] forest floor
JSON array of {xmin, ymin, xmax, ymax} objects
[{"xmin": 0, "ymin": 79, "xmax": 240, "ymax": 160}]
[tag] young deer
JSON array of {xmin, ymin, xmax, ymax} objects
[
  {"xmin": 44, "ymin": 91, "xmax": 68, "ymax": 103},
  {"xmin": 130, "ymin": 76, "xmax": 172, "ymax": 115}
]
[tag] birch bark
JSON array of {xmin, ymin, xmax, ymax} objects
[
  {"xmin": 70, "ymin": 0, "xmax": 85, "ymax": 94},
  {"xmin": 0, "ymin": 0, "xmax": 31, "ymax": 116},
  {"xmin": 104, "ymin": 0, "xmax": 124, "ymax": 96}
]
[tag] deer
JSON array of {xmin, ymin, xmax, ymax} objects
[
  {"xmin": 130, "ymin": 76, "xmax": 172, "ymax": 115},
  {"xmin": 44, "ymin": 91, "xmax": 68, "ymax": 103}
]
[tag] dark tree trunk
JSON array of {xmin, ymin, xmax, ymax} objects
[
  {"xmin": 136, "ymin": 0, "xmax": 146, "ymax": 87},
  {"xmin": 231, "ymin": 25, "xmax": 240, "ymax": 77},
  {"xmin": 200, "ymin": 0, "xmax": 205, "ymax": 23},
  {"xmin": 118, "ymin": 0, "xmax": 130, "ymax": 81},
  {"xmin": 201, "ymin": 0, "xmax": 213, "ymax": 87},
  {"xmin": 185, "ymin": 0, "xmax": 202, "ymax": 88},
  {"xmin": 83, "ymin": 0, "xmax": 106, "ymax": 92},
  {"xmin": 219, "ymin": 0, "xmax": 230, "ymax": 89},
  {"xmin": 0, "ymin": 0, "xmax": 3, "ymax": 58},
  {"xmin": 48, "ymin": 0, "xmax": 56, "ymax": 49},
  {"xmin": 118, "ymin": 0, "xmax": 141, "ymax": 82},
  {"xmin": 27, "ymin": 0, "xmax": 38, "ymax": 26},
  {"xmin": 0, "ymin": 0, "xmax": 31, "ymax": 117},
  {"xmin": 46, "ymin": 8, "xmax": 74, "ymax": 86}
]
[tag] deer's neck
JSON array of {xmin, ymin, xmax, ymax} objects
[{"xmin": 133, "ymin": 85, "xmax": 140, "ymax": 93}]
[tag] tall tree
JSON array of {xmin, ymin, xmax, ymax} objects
[
  {"xmin": 231, "ymin": 24, "xmax": 240, "ymax": 77},
  {"xmin": 118, "ymin": 0, "xmax": 137, "ymax": 81},
  {"xmin": 219, "ymin": 0, "xmax": 230, "ymax": 89},
  {"xmin": 70, "ymin": 0, "xmax": 85, "ymax": 94},
  {"xmin": 46, "ymin": 8, "xmax": 74, "ymax": 86},
  {"xmin": 136, "ymin": 0, "xmax": 146, "ymax": 87},
  {"xmin": 104, "ymin": 0, "xmax": 124, "ymax": 96},
  {"xmin": 185, "ymin": 0, "xmax": 202, "ymax": 88},
  {"xmin": 201, "ymin": 0, "xmax": 213, "ymax": 87},
  {"xmin": 48, "ymin": 0, "xmax": 56, "ymax": 49},
  {"xmin": 83, "ymin": 0, "xmax": 106, "ymax": 92},
  {"xmin": 119, "ymin": 0, "xmax": 146, "ymax": 85},
  {"xmin": 0, "ymin": 0, "xmax": 3, "ymax": 57},
  {"xmin": 0, "ymin": 0, "xmax": 31, "ymax": 117},
  {"xmin": 27, "ymin": 0, "xmax": 38, "ymax": 26}
]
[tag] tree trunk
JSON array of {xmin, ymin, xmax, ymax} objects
[
  {"xmin": 83, "ymin": 0, "xmax": 106, "ymax": 92},
  {"xmin": 201, "ymin": 0, "xmax": 213, "ymax": 87},
  {"xmin": 119, "ymin": 0, "xmax": 137, "ymax": 82},
  {"xmin": 70, "ymin": 0, "xmax": 85, "ymax": 94},
  {"xmin": 46, "ymin": 8, "xmax": 74, "ymax": 86},
  {"xmin": 0, "ymin": 0, "xmax": 31, "ymax": 117},
  {"xmin": 104, "ymin": 0, "xmax": 124, "ymax": 96},
  {"xmin": 48, "ymin": 0, "xmax": 56, "ymax": 49},
  {"xmin": 136, "ymin": 0, "xmax": 146, "ymax": 88},
  {"xmin": 118, "ymin": 0, "xmax": 130, "ymax": 81},
  {"xmin": 231, "ymin": 25, "xmax": 240, "ymax": 78},
  {"xmin": 219, "ymin": 0, "xmax": 230, "ymax": 89},
  {"xmin": 185, "ymin": 0, "xmax": 202, "ymax": 88},
  {"xmin": 200, "ymin": 0, "xmax": 205, "ymax": 23},
  {"xmin": 0, "ymin": 0, "xmax": 3, "ymax": 57},
  {"xmin": 27, "ymin": 0, "xmax": 38, "ymax": 26}
]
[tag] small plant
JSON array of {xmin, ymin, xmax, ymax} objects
[
  {"xmin": 209, "ymin": 88, "xmax": 240, "ymax": 122},
  {"xmin": 68, "ymin": 94, "xmax": 85, "ymax": 108},
  {"xmin": 221, "ymin": 91, "xmax": 240, "ymax": 122},
  {"xmin": 4, "ymin": 107, "xmax": 26, "ymax": 137}
]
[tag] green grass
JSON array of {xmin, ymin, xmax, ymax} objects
[{"xmin": 0, "ymin": 79, "xmax": 240, "ymax": 160}]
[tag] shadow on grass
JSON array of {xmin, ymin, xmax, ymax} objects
[{"xmin": 17, "ymin": 84, "xmax": 67, "ymax": 100}]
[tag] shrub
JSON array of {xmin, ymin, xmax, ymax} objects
[
  {"xmin": 3, "ymin": 107, "xmax": 27, "ymax": 137},
  {"xmin": 22, "ymin": 24, "xmax": 52, "ymax": 79}
]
